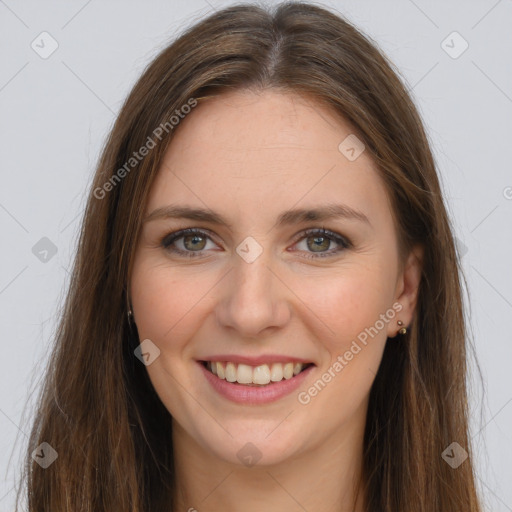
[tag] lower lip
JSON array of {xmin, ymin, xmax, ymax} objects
[{"xmin": 198, "ymin": 362, "xmax": 315, "ymax": 404}]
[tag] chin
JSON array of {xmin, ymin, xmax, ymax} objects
[{"xmin": 192, "ymin": 418, "xmax": 310, "ymax": 468}]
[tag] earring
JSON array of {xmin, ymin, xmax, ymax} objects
[
  {"xmin": 397, "ymin": 320, "xmax": 407, "ymax": 335},
  {"xmin": 127, "ymin": 308, "xmax": 133, "ymax": 320}
]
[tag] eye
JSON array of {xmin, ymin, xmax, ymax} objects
[
  {"xmin": 290, "ymin": 228, "xmax": 351, "ymax": 259},
  {"xmin": 160, "ymin": 227, "xmax": 351, "ymax": 259},
  {"xmin": 160, "ymin": 228, "xmax": 219, "ymax": 258}
]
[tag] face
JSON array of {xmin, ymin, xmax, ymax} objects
[{"xmin": 130, "ymin": 89, "xmax": 422, "ymax": 467}]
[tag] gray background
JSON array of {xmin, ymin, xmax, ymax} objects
[{"xmin": 0, "ymin": 0, "xmax": 511, "ymax": 510}]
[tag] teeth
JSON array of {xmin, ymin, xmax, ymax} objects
[
  {"xmin": 225, "ymin": 362, "xmax": 237, "ymax": 382},
  {"xmin": 206, "ymin": 361, "xmax": 309, "ymax": 385},
  {"xmin": 253, "ymin": 364, "xmax": 271, "ymax": 385},
  {"xmin": 270, "ymin": 363, "xmax": 283, "ymax": 382},
  {"xmin": 237, "ymin": 363, "xmax": 253, "ymax": 384}
]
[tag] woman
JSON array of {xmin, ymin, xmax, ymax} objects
[{"xmin": 16, "ymin": 2, "xmax": 482, "ymax": 511}]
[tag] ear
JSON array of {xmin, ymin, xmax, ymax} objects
[{"xmin": 388, "ymin": 244, "xmax": 424, "ymax": 337}]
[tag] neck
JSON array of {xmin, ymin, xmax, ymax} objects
[{"xmin": 171, "ymin": 418, "xmax": 367, "ymax": 512}]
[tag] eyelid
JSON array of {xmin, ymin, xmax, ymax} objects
[{"xmin": 290, "ymin": 227, "xmax": 350, "ymax": 247}]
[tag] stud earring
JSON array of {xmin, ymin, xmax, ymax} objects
[
  {"xmin": 397, "ymin": 320, "xmax": 407, "ymax": 335},
  {"xmin": 127, "ymin": 307, "xmax": 133, "ymax": 320}
]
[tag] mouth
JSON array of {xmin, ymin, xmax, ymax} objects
[{"xmin": 199, "ymin": 360, "xmax": 315, "ymax": 387}]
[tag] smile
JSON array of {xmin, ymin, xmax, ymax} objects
[
  {"xmin": 198, "ymin": 359, "xmax": 316, "ymax": 404},
  {"xmin": 202, "ymin": 360, "xmax": 313, "ymax": 386}
]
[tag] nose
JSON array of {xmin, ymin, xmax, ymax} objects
[{"xmin": 215, "ymin": 248, "xmax": 292, "ymax": 338}]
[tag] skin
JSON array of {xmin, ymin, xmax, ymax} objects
[{"xmin": 129, "ymin": 89, "xmax": 423, "ymax": 512}]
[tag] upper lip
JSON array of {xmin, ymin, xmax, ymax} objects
[{"xmin": 198, "ymin": 354, "xmax": 315, "ymax": 366}]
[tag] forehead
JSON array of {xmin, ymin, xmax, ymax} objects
[{"xmin": 147, "ymin": 89, "xmax": 393, "ymax": 231}]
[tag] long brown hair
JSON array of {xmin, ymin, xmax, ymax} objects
[{"xmin": 15, "ymin": 2, "xmax": 482, "ymax": 510}]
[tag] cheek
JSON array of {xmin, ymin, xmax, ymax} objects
[
  {"xmin": 295, "ymin": 273, "xmax": 392, "ymax": 418},
  {"xmin": 129, "ymin": 260, "xmax": 211, "ymax": 412},
  {"xmin": 130, "ymin": 258, "xmax": 217, "ymax": 349},
  {"xmin": 300, "ymin": 266, "xmax": 394, "ymax": 346}
]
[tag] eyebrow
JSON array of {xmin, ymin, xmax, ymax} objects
[{"xmin": 143, "ymin": 203, "xmax": 372, "ymax": 229}]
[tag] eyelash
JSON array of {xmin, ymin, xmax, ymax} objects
[{"xmin": 160, "ymin": 227, "xmax": 352, "ymax": 260}]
